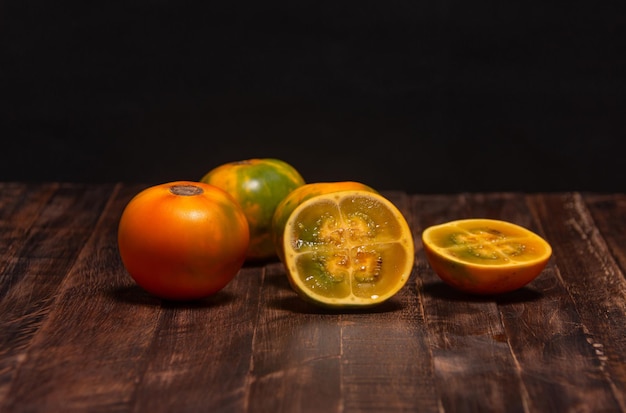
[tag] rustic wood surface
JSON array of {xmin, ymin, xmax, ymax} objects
[{"xmin": 1, "ymin": 182, "xmax": 625, "ymax": 413}]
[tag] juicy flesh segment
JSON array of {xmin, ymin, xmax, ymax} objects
[{"xmin": 427, "ymin": 224, "xmax": 549, "ymax": 266}]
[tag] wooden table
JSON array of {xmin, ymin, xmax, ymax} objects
[{"xmin": 1, "ymin": 182, "xmax": 625, "ymax": 413}]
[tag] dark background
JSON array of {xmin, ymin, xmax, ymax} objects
[{"xmin": 1, "ymin": 1, "xmax": 624, "ymax": 193}]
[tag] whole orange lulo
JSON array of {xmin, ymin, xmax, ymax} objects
[{"xmin": 117, "ymin": 181, "xmax": 250, "ymax": 301}]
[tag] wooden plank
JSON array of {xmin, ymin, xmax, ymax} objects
[
  {"xmin": 0, "ymin": 183, "xmax": 117, "ymax": 407},
  {"xmin": 130, "ymin": 265, "xmax": 264, "ymax": 413},
  {"xmin": 338, "ymin": 274, "xmax": 438, "ymax": 413},
  {"xmin": 339, "ymin": 192, "xmax": 439, "ymax": 412},
  {"xmin": 0, "ymin": 183, "xmax": 143, "ymax": 411},
  {"xmin": 481, "ymin": 192, "xmax": 622, "ymax": 412},
  {"xmin": 247, "ymin": 260, "xmax": 344, "ymax": 413},
  {"xmin": 0, "ymin": 182, "xmax": 59, "ymax": 297},
  {"xmin": 411, "ymin": 192, "xmax": 528, "ymax": 413},
  {"xmin": 529, "ymin": 192, "xmax": 626, "ymax": 410},
  {"xmin": 583, "ymin": 193, "xmax": 626, "ymax": 276}
]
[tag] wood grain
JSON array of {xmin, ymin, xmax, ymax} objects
[{"xmin": 1, "ymin": 184, "xmax": 625, "ymax": 412}]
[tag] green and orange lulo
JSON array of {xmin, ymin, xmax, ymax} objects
[{"xmin": 201, "ymin": 158, "xmax": 305, "ymax": 261}]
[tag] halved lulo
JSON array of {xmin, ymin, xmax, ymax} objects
[
  {"xmin": 277, "ymin": 188, "xmax": 415, "ymax": 308},
  {"xmin": 422, "ymin": 218, "xmax": 552, "ymax": 295}
]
